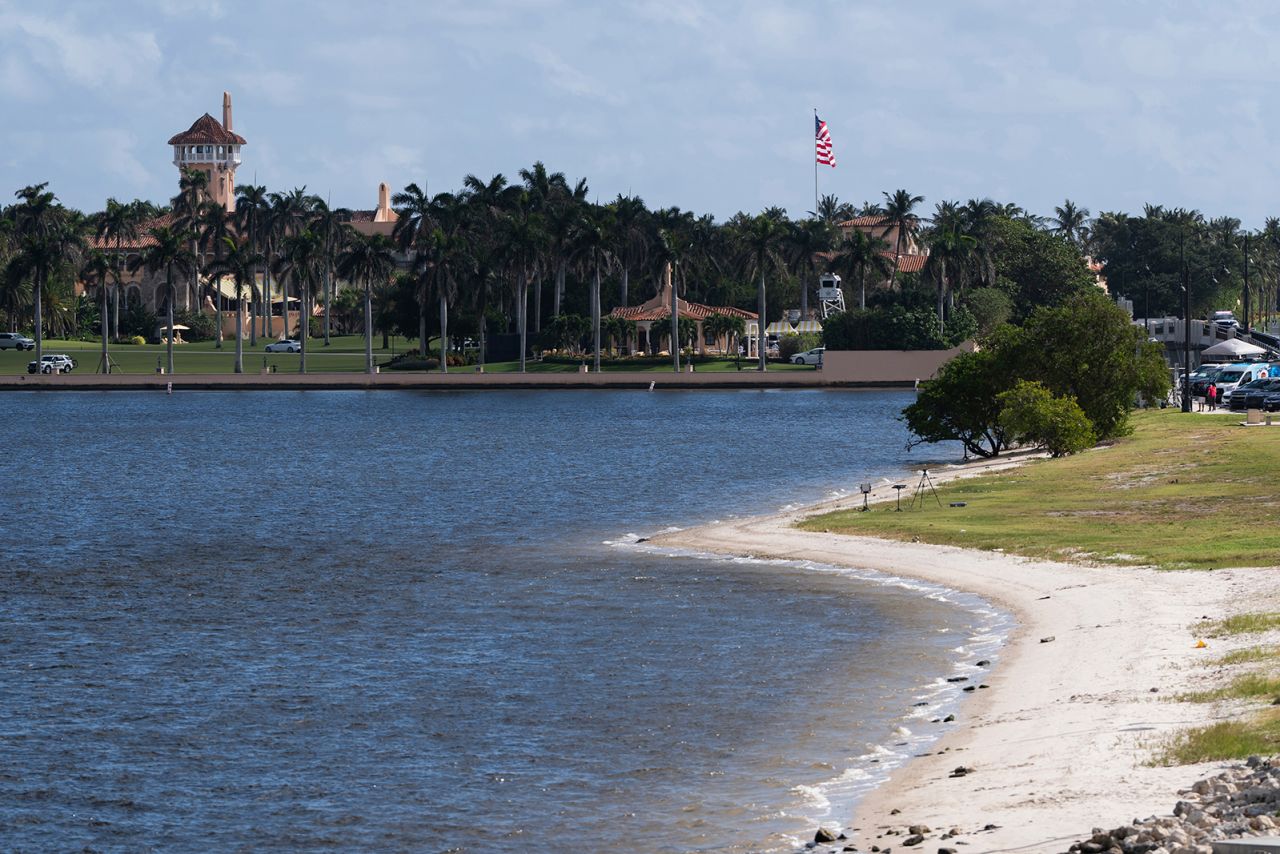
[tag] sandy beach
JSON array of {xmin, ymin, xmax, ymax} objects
[{"xmin": 650, "ymin": 458, "xmax": 1280, "ymax": 853}]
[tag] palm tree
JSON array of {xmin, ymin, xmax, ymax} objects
[
  {"xmin": 879, "ymin": 189, "xmax": 924, "ymax": 291},
  {"xmin": 12, "ymin": 184, "xmax": 81, "ymax": 363},
  {"xmin": 608, "ymin": 194, "xmax": 647, "ymax": 307},
  {"xmin": 95, "ymin": 198, "xmax": 150, "ymax": 343},
  {"xmin": 196, "ymin": 201, "xmax": 232, "ymax": 347},
  {"xmin": 129, "ymin": 225, "xmax": 195, "ymax": 375},
  {"xmin": 235, "ymin": 183, "xmax": 269, "ymax": 344},
  {"xmin": 574, "ymin": 206, "xmax": 611, "ymax": 371},
  {"xmin": 702, "ymin": 312, "xmax": 744, "ymax": 357},
  {"xmin": 1051, "ymin": 199, "xmax": 1091, "ymax": 249},
  {"xmin": 813, "ymin": 193, "xmax": 855, "ymax": 224},
  {"xmin": 80, "ymin": 250, "xmax": 112, "ymax": 372},
  {"xmin": 336, "ymin": 231, "xmax": 396, "ymax": 373},
  {"xmin": 274, "ymin": 229, "xmax": 324, "ymax": 371},
  {"xmin": 267, "ymin": 188, "xmax": 314, "ymax": 339},
  {"xmin": 504, "ymin": 196, "xmax": 545, "ymax": 372},
  {"xmin": 309, "ymin": 198, "xmax": 348, "ymax": 347},
  {"xmin": 923, "ymin": 227, "xmax": 979, "ymax": 333},
  {"xmin": 784, "ymin": 218, "xmax": 835, "ymax": 317},
  {"xmin": 736, "ymin": 213, "xmax": 785, "ymax": 371},
  {"xmin": 829, "ymin": 228, "xmax": 891, "ymax": 310},
  {"xmin": 171, "ymin": 169, "xmax": 210, "ymax": 311},
  {"xmin": 205, "ymin": 236, "xmax": 264, "ymax": 373}
]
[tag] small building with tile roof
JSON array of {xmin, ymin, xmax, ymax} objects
[{"xmin": 610, "ymin": 265, "xmax": 756, "ymax": 356}]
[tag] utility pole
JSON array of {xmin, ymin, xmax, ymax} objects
[
  {"xmin": 1181, "ymin": 229, "xmax": 1192, "ymax": 413},
  {"xmin": 1242, "ymin": 233, "xmax": 1251, "ymax": 333}
]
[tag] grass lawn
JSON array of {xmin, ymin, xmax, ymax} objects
[
  {"xmin": 799, "ymin": 408, "xmax": 1280, "ymax": 571},
  {"xmin": 7, "ymin": 338, "xmax": 817, "ymax": 375},
  {"xmin": 799, "ymin": 406, "xmax": 1280, "ymax": 765}
]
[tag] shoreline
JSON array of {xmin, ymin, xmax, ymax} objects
[{"xmin": 649, "ymin": 454, "xmax": 1279, "ymax": 852}]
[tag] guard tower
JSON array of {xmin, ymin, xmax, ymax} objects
[
  {"xmin": 167, "ymin": 91, "xmax": 246, "ymax": 212},
  {"xmin": 818, "ymin": 272, "xmax": 846, "ymax": 318}
]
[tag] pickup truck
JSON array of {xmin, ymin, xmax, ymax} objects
[
  {"xmin": 0, "ymin": 332, "xmax": 35, "ymax": 351},
  {"xmin": 27, "ymin": 354, "xmax": 77, "ymax": 374}
]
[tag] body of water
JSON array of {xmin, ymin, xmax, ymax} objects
[{"xmin": 1, "ymin": 390, "xmax": 1006, "ymax": 852}]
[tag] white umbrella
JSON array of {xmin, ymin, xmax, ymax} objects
[
  {"xmin": 764, "ymin": 321, "xmax": 795, "ymax": 335},
  {"xmin": 1202, "ymin": 338, "xmax": 1266, "ymax": 359}
]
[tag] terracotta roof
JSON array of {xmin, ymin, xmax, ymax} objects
[
  {"xmin": 612, "ymin": 302, "xmax": 756, "ymax": 322},
  {"xmin": 839, "ymin": 215, "xmax": 890, "ymax": 227},
  {"xmin": 89, "ymin": 214, "xmax": 174, "ymax": 251},
  {"xmin": 345, "ymin": 210, "xmax": 377, "ymax": 223},
  {"xmin": 168, "ymin": 113, "xmax": 247, "ymax": 146},
  {"xmin": 885, "ymin": 252, "xmax": 927, "ymax": 273}
]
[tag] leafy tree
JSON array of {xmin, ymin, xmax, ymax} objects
[
  {"xmin": 985, "ymin": 216, "xmax": 1096, "ymax": 320},
  {"xmin": 336, "ymin": 231, "xmax": 396, "ymax": 373},
  {"xmin": 903, "ymin": 347, "xmax": 1013, "ymax": 458},
  {"xmin": 702, "ymin": 312, "xmax": 745, "ymax": 356},
  {"xmin": 128, "ymin": 225, "xmax": 195, "ymax": 374},
  {"xmin": 828, "ymin": 227, "xmax": 891, "ymax": 310},
  {"xmin": 779, "ymin": 332, "xmax": 821, "ymax": 361},
  {"xmin": 880, "ymin": 188, "xmax": 924, "ymax": 290},
  {"xmin": 964, "ymin": 287, "xmax": 1013, "ymax": 336},
  {"xmin": 541, "ymin": 313, "xmax": 590, "ymax": 352},
  {"xmin": 1051, "ymin": 199, "xmax": 1091, "ymax": 250},
  {"xmin": 206, "ymin": 236, "xmax": 265, "ymax": 373},
  {"xmin": 997, "ymin": 380, "xmax": 1096, "ymax": 457}
]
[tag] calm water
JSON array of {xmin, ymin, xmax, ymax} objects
[{"xmin": 0, "ymin": 390, "xmax": 1005, "ymax": 852}]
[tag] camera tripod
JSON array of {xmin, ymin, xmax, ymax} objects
[{"xmin": 909, "ymin": 468, "xmax": 942, "ymax": 510}]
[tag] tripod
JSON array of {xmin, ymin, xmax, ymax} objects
[{"xmin": 910, "ymin": 468, "xmax": 942, "ymax": 510}]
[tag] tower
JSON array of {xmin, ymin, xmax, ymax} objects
[{"xmin": 167, "ymin": 91, "xmax": 246, "ymax": 212}]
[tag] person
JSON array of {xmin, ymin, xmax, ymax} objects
[{"xmin": 1207, "ymin": 381, "xmax": 1217, "ymax": 411}]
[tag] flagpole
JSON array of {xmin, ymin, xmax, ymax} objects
[{"xmin": 813, "ymin": 107, "xmax": 819, "ymax": 220}]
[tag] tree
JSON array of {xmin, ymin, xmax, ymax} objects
[
  {"xmin": 814, "ymin": 193, "xmax": 855, "ymax": 224},
  {"xmin": 829, "ymin": 227, "xmax": 891, "ymax": 310},
  {"xmin": 997, "ymin": 380, "xmax": 1096, "ymax": 457},
  {"xmin": 12, "ymin": 183, "xmax": 82, "ymax": 363},
  {"xmin": 196, "ymin": 201, "xmax": 232, "ymax": 348},
  {"xmin": 880, "ymin": 189, "xmax": 925, "ymax": 290},
  {"xmin": 95, "ymin": 198, "xmax": 150, "ymax": 343},
  {"xmin": 273, "ymin": 229, "xmax": 323, "ymax": 372},
  {"xmin": 336, "ymin": 231, "xmax": 396, "ymax": 373},
  {"xmin": 784, "ymin": 218, "xmax": 835, "ymax": 317},
  {"xmin": 608, "ymin": 194, "xmax": 648, "ymax": 307},
  {"xmin": 600, "ymin": 314, "xmax": 633, "ymax": 355},
  {"xmin": 903, "ymin": 346, "xmax": 1012, "ymax": 458},
  {"xmin": 986, "ymin": 216, "xmax": 1097, "ymax": 319},
  {"xmin": 171, "ymin": 169, "xmax": 209, "ymax": 311},
  {"xmin": 80, "ymin": 250, "xmax": 112, "ymax": 372},
  {"xmin": 235, "ymin": 183, "xmax": 270, "ymax": 345},
  {"xmin": 923, "ymin": 227, "xmax": 979, "ymax": 333},
  {"xmin": 1051, "ymin": 199, "xmax": 1091, "ymax": 251},
  {"xmin": 702, "ymin": 312, "xmax": 745, "ymax": 356},
  {"xmin": 735, "ymin": 213, "xmax": 785, "ymax": 371},
  {"xmin": 205, "ymin": 236, "xmax": 264, "ymax": 373},
  {"xmin": 128, "ymin": 225, "xmax": 195, "ymax": 375}
]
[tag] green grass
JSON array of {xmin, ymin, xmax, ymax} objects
[
  {"xmin": 799, "ymin": 408, "xmax": 1280, "ymax": 570},
  {"xmin": 7, "ymin": 338, "xmax": 816, "ymax": 376},
  {"xmin": 1151, "ymin": 715, "xmax": 1280, "ymax": 765},
  {"xmin": 1202, "ymin": 613, "xmax": 1280, "ymax": 637},
  {"xmin": 1213, "ymin": 646, "xmax": 1280, "ymax": 666},
  {"xmin": 1180, "ymin": 673, "xmax": 1280, "ymax": 703}
]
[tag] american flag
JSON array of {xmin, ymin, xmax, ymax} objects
[{"xmin": 815, "ymin": 114, "xmax": 835, "ymax": 167}]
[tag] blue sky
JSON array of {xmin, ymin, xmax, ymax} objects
[{"xmin": 2, "ymin": 1, "xmax": 1277, "ymax": 225}]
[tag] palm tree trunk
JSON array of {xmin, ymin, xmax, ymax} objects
[
  {"xmin": 418, "ymin": 296, "xmax": 427, "ymax": 363},
  {"xmin": 100, "ymin": 284, "xmax": 109, "ymax": 374},
  {"xmin": 166, "ymin": 270, "xmax": 175, "ymax": 376},
  {"xmin": 859, "ymin": 266, "xmax": 867, "ymax": 310},
  {"xmin": 592, "ymin": 257, "xmax": 601, "ymax": 372},
  {"xmin": 800, "ymin": 267, "xmax": 809, "ymax": 318},
  {"xmin": 671, "ymin": 263, "xmax": 680, "ymax": 374},
  {"xmin": 300, "ymin": 283, "xmax": 308, "ymax": 374},
  {"xmin": 478, "ymin": 291, "xmax": 487, "ymax": 369},
  {"xmin": 266, "ymin": 246, "xmax": 275, "ymax": 338},
  {"xmin": 364, "ymin": 281, "xmax": 374, "ymax": 374},
  {"xmin": 534, "ymin": 270, "xmax": 542, "ymax": 333},
  {"xmin": 34, "ymin": 269, "xmax": 43, "ymax": 363},
  {"xmin": 324, "ymin": 250, "xmax": 332, "ymax": 346},
  {"xmin": 937, "ymin": 272, "xmax": 946, "ymax": 334},
  {"xmin": 518, "ymin": 269, "xmax": 528, "ymax": 373},
  {"xmin": 111, "ymin": 283, "xmax": 120, "ymax": 342},
  {"xmin": 620, "ymin": 266, "xmax": 629, "ymax": 307},
  {"xmin": 234, "ymin": 286, "xmax": 244, "ymax": 374},
  {"xmin": 249, "ymin": 287, "xmax": 257, "ymax": 347},
  {"xmin": 439, "ymin": 289, "xmax": 449, "ymax": 374},
  {"xmin": 757, "ymin": 268, "xmax": 767, "ymax": 372},
  {"xmin": 215, "ymin": 284, "xmax": 223, "ymax": 349},
  {"xmin": 889, "ymin": 232, "xmax": 903, "ymax": 291},
  {"xmin": 554, "ymin": 260, "xmax": 566, "ymax": 316}
]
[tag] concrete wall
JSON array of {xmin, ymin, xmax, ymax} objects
[{"xmin": 822, "ymin": 342, "xmax": 976, "ymax": 384}]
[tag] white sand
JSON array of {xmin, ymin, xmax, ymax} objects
[{"xmin": 650, "ymin": 460, "xmax": 1279, "ymax": 853}]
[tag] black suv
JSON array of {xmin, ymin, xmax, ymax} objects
[{"xmin": 1228, "ymin": 377, "xmax": 1280, "ymax": 411}]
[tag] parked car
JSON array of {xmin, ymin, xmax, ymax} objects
[
  {"xmin": 1227, "ymin": 377, "xmax": 1280, "ymax": 411},
  {"xmin": 264, "ymin": 339, "xmax": 301, "ymax": 353},
  {"xmin": 0, "ymin": 332, "xmax": 35, "ymax": 351},
  {"xmin": 791, "ymin": 346, "xmax": 825, "ymax": 366},
  {"xmin": 27, "ymin": 354, "xmax": 76, "ymax": 374},
  {"xmin": 1188, "ymin": 366, "xmax": 1224, "ymax": 398}
]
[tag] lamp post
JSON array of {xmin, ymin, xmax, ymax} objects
[{"xmin": 1243, "ymin": 233, "xmax": 1251, "ymax": 334}]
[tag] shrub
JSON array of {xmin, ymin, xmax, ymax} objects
[
  {"xmin": 997, "ymin": 380, "xmax": 1096, "ymax": 457},
  {"xmin": 386, "ymin": 357, "xmax": 440, "ymax": 371},
  {"xmin": 128, "ymin": 335, "xmax": 146, "ymax": 346},
  {"xmin": 779, "ymin": 333, "xmax": 822, "ymax": 361},
  {"xmin": 965, "ymin": 288, "xmax": 1013, "ymax": 336},
  {"xmin": 174, "ymin": 310, "xmax": 218, "ymax": 342}
]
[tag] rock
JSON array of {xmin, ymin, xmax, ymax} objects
[
  {"xmin": 938, "ymin": 849, "xmax": 957, "ymax": 854},
  {"xmin": 963, "ymin": 686, "xmax": 976, "ymax": 692},
  {"xmin": 975, "ymin": 660, "xmax": 990, "ymax": 667},
  {"xmin": 949, "ymin": 766, "xmax": 972, "ymax": 778},
  {"xmin": 908, "ymin": 825, "xmax": 930, "ymax": 835},
  {"xmin": 890, "ymin": 809, "xmax": 901, "ymax": 816},
  {"xmin": 943, "ymin": 714, "xmax": 955, "ymax": 722},
  {"xmin": 1040, "ymin": 636, "xmax": 1056, "ymax": 643},
  {"xmin": 982, "ymin": 824, "xmax": 999, "ymax": 831},
  {"xmin": 902, "ymin": 834, "xmax": 924, "ymax": 847},
  {"xmin": 946, "ymin": 677, "xmax": 968, "ymax": 683},
  {"xmin": 815, "ymin": 827, "xmax": 839, "ymax": 843}
]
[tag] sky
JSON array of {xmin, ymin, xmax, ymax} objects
[{"xmin": 2, "ymin": 0, "xmax": 1279, "ymax": 225}]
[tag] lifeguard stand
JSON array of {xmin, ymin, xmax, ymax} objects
[{"xmin": 818, "ymin": 272, "xmax": 845, "ymax": 319}]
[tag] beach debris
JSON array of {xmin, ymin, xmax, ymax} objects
[
  {"xmin": 962, "ymin": 686, "xmax": 976, "ymax": 692},
  {"xmin": 975, "ymin": 659, "xmax": 991, "ymax": 667},
  {"xmin": 889, "ymin": 809, "xmax": 901, "ymax": 815},
  {"xmin": 938, "ymin": 848, "xmax": 957, "ymax": 854},
  {"xmin": 1040, "ymin": 636, "xmax": 1056, "ymax": 644},
  {"xmin": 908, "ymin": 825, "xmax": 930, "ymax": 834},
  {"xmin": 815, "ymin": 827, "xmax": 839, "ymax": 843},
  {"xmin": 943, "ymin": 714, "xmax": 955, "ymax": 722},
  {"xmin": 949, "ymin": 766, "xmax": 973, "ymax": 778},
  {"xmin": 1195, "ymin": 639, "xmax": 1207, "ymax": 648},
  {"xmin": 1038, "ymin": 595, "xmax": 1052, "ymax": 600},
  {"xmin": 1063, "ymin": 756, "xmax": 1280, "ymax": 853},
  {"xmin": 945, "ymin": 676, "xmax": 968, "ymax": 683},
  {"xmin": 901, "ymin": 833, "xmax": 924, "ymax": 846},
  {"xmin": 978, "ymin": 684, "xmax": 989, "ymax": 689}
]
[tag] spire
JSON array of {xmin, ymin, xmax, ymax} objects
[{"xmin": 222, "ymin": 91, "xmax": 233, "ymax": 131}]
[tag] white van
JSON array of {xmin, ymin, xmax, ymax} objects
[{"xmin": 1214, "ymin": 363, "xmax": 1271, "ymax": 401}]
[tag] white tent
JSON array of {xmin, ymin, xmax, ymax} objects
[
  {"xmin": 764, "ymin": 321, "xmax": 795, "ymax": 335},
  {"xmin": 793, "ymin": 320, "xmax": 823, "ymax": 334},
  {"xmin": 1202, "ymin": 338, "xmax": 1266, "ymax": 360}
]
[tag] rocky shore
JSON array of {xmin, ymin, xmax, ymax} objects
[{"xmin": 802, "ymin": 756, "xmax": 1280, "ymax": 853}]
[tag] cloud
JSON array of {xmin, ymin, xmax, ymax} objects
[{"xmin": 0, "ymin": 7, "xmax": 162, "ymax": 93}]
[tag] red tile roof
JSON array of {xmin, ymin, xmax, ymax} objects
[
  {"xmin": 839, "ymin": 215, "xmax": 890, "ymax": 227},
  {"xmin": 168, "ymin": 114, "xmax": 247, "ymax": 146},
  {"xmin": 612, "ymin": 302, "xmax": 756, "ymax": 322},
  {"xmin": 886, "ymin": 252, "xmax": 927, "ymax": 273},
  {"xmin": 89, "ymin": 214, "xmax": 175, "ymax": 251}
]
